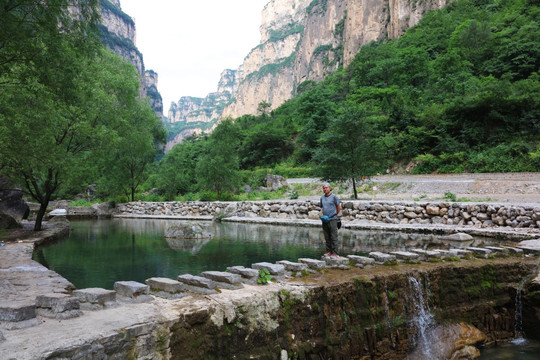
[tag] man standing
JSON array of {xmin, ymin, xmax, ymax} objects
[{"xmin": 319, "ymin": 182, "xmax": 341, "ymax": 256}]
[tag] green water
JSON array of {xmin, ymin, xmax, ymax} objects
[
  {"xmin": 478, "ymin": 338, "xmax": 540, "ymax": 359},
  {"xmin": 33, "ymin": 218, "xmax": 502, "ymax": 290}
]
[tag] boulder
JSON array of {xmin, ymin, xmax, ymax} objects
[
  {"xmin": 264, "ymin": 174, "xmax": 288, "ymax": 191},
  {"xmin": 0, "ymin": 176, "xmax": 29, "ymax": 222},
  {"xmin": 0, "ymin": 213, "xmax": 20, "ymax": 230},
  {"xmin": 165, "ymin": 223, "xmax": 214, "ymax": 239}
]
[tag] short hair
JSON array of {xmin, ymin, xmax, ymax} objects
[{"xmin": 322, "ymin": 182, "xmax": 331, "ymax": 188}]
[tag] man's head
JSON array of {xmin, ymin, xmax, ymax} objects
[{"xmin": 322, "ymin": 182, "xmax": 331, "ymax": 195}]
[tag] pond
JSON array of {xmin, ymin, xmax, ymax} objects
[
  {"xmin": 478, "ymin": 338, "xmax": 540, "ymax": 359},
  {"xmin": 33, "ymin": 218, "xmax": 502, "ymax": 290}
]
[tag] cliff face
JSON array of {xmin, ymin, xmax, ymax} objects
[
  {"xmin": 223, "ymin": 0, "xmax": 452, "ymax": 118},
  {"xmin": 99, "ymin": 0, "xmax": 163, "ymax": 120}
]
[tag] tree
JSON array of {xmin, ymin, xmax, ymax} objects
[
  {"xmin": 315, "ymin": 104, "xmax": 385, "ymax": 199},
  {"xmin": 196, "ymin": 119, "xmax": 240, "ymax": 200}
]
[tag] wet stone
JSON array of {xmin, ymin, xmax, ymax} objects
[
  {"xmin": 114, "ymin": 281, "xmax": 150, "ymax": 298},
  {"xmin": 369, "ymin": 252, "xmax": 396, "ymax": 263},
  {"xmin": 433, "ymin": 249, "xmax": 459, "ymax": 258},
  {"xmin": 502, "ymin": 246, "xmax": 523, "ymax": 254},
  {"xmin": 347, "ymin": 255, "xmax": 375, "ymax": 265},
  {"xmin": 276, "ymin": 260, "xmax": 308, "ymax": 272},
  {"xmin": 298, "ymin": 258, "xmax": 326, "ymax": 270},
  {"xmin": 251, "ymin": 262, "xmax": 285, "ymax": 276}
]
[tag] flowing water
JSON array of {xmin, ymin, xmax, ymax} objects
[{"xmin": 33, "ymin": 218, "xmax": 501, "ymax": 289}]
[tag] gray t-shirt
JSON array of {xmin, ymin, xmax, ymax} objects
[{"xmin": 320, "ymin": 193, "xmax": 340, "ymax": 219}]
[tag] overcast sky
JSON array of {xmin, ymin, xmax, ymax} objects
[{"xmin": 120, "ymin": 0, "xmax": 268, "ymax": 115}]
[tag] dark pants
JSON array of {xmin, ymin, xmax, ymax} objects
[{"xmin": 322, "ymin": 219, "xmax": 338, "ymax": 254}]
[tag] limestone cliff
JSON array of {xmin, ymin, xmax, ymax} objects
[
  {"xmin": 99, "ymin": 0, "xmax": 163, "ymax": 120},
  {"xmin": 223, "ymin": 0, "xmax": 452, "ymax": 118}
]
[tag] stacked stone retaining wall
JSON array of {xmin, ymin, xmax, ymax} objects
[{"xmin": 114, "ymin": 200, "xmax": 540, "ymax": 229}]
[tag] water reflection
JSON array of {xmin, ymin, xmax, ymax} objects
[
  {"xmin": 478, "ymin": 338, "xmax": 540, "ymax": 359},
  {"xmin": 33, "ymin": 218, "xmax": 505, "ymax": 290}
]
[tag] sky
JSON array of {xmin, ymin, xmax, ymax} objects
[{"xmin": 120, "ymin": 0, "xmax": 268, "ymax": 115}]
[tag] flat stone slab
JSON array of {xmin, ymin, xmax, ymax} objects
[
  {"xmin": 298, "ymin": 258, "xmax": 326, "ymax": 270},
  {"xmin": 517, "ymin": 240, "xmax": 540, "ymax": 252},
  {"xmin": 276, "ymin": 260, "xmax": 308, "ymax": 272},
  {"xmin": 114, "ymin": 281, "xmax": 150, "ymax": 298},
  {"xmin": 432, "ymin": 249, "xmax": 459, "ymax": 258},
  {"xmin": 485, "ymin": 246, "xmax": 509, "ymax": 253},
  {"xmin": 146, "ymin": 277, "xmax": 185, "ymax": 293},
  {"xmin": 441, "ymin": 233, "xmax": 474, "ymax": 241},
  {"xmin": 347, "ymin": 255, "xmax": 375, "ymax": 265},
  {"xmin": 226, "ymin": 266, "xmax": 259, "ymax": 279},
  {"xmin": 322, "ymin": 254, "xmax": 349, "ymax": 267},
  {"xmin": 73, "ymin": 288, "xmax": 116, "ymax": 304},
  {"xmin": 369, "ymin": 252, "xmax": 396, "ymax": 263},
  {"xmin": 0, "ymin": 301, "xmax": 36, "ymax": 322},
  {"xmin": 202, "ymin": 271, "xmax": 242, "ymax": 284},
  {"xmin": 453, "ymin": 249, "xmax": 473, "ymax": 257},
  {"xmin": 177, "ymin": 274, "xmax": 217, "ymax": 289},
  {"xmin": 466, "ymin": 247, "xmax": 492, "ymax": 256},
  {"xmin": 251, "ymin": 262, "xmax": 285, "ymax": 275},
  {"xmin": 502, "ymin": 246, "xmax": 523, "ymax": 254},
  {"xmin": 389, "ymin": 251, "xmax": 420, "ymax": 261},
  {"xmin": 35, "ymin": 293, "xmax": 80, "ymax": 313},
  {"xmin": 409, "ymin": 249, "xmax": 442, "ymax": 260},
  {"xmin": 48, "ymin": 209, "xmax": 67, "ymax": 216}
]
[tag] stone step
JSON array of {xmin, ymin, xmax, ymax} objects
[
  {"xmin": 432, "ymin": 249, "xmax": 459, "ymax": 258},
  {"xmin": 177, "ymin": 274, "xmax": 219, "ymax": 294},
  {"xmin": 276, "ymin": 260, "xmax": 308, "ymax": 272},
  {"xmin": 369, "ymin": 252, "xmax": 396, "ymax": 263},
  {"xmin": 409, "ymin": 249, "xmax": 442, "ymax": 261},
  {"xmin": 145, "ymin": 277, "xmax": 187, "ymax": 299},
  {"xmin": 322, "ymin": 254, "xmax": 349, "ymax": 268},
  {"xmin": 466, "ymin": 247, "xmax": 492, "ymax": 257},
  {"xmin": 298, "ymin": 258, "xmax": 326, "ymax": 270},
  {"xmin": 251, "ymin": 262, "xmax": 285, "ymax": 276},
  {"xmin": 226, "ymin": 266, "xmax": 260, "ymax": 285},
  {"xmin": 502, "ymin": 246, "xmax": 523, "ymax": 254},
  {"xmin": 0, "ymin": 301, "xmax": 36, "ymax": 322},
  {"xmin": 73, "ymin": 288, "xmax": 116, "ymax": 309},
  {"xmin": 35, "ymin": 293, "xmax": 81, "ymax": 319},
  {"xmin": 114, "ymin": 281, "xmax": 152, "ymax": 302},
  {"xmin": 389, "ymin": 251, "xmax": 420, "ymax": 261},
  {"xmin": 452, "ymin": 249, "xmax": 473, "ymax": 257},
  {"xmin": 201, "ymin": 271, "xmax": 243, "ymax": 290},
  {"xmin": 485, "ymin": 246, "xmax": 509, "ymax": 254},
  {"xmin": 347, "ymin": 255, "xmax": 375, "ymax": 267}
]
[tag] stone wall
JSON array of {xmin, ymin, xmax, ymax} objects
[{"xmin": 114, "ymin": 200, "xmax": 540, "ymax": 229}]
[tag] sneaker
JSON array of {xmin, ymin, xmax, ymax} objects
[
  {"xmin": 325, "ymin": 251, "xmax": 331, "ymax": 255},
  {"xmin": 331, "ymin": 253, "xmax": 338, "ymax": 258}
]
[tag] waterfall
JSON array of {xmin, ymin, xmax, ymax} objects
[
  {"xmin": 511, "ymin": 288, "xmax": 526, "ymax": 345},
  {"xmin": 408, "ymin": 275, "xmax": 435, "ymax": 358}
]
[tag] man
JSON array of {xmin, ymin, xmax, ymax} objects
[{"xmin": 319, "ymin": 182, "xmax": 341, "ymax": 256}]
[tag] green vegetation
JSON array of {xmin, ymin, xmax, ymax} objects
[{"xmin": 257, "ymin": 268, "xmax": 272, "ymax": 284}]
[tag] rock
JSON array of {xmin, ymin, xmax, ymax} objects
[
  {"xmin": 35, "ymin": 293, "xmax": 82, "ymax": 319},
  {"xmin": 264, "ymin": 174, "xmax": 289, "ymax": 191},
  {"xmin": 73, "ymin": 288, "xmax": 116, "ymax": 305},
  {"xmin": 177, "ymin": 274, "xmax": 216, "ymax": 289},
  {"xmin": 0, "ymin": 213, "xmax": 19, "ymax": 230},
  {"xmin": 48, "ymin": 215, "xmax": 71, "ymax": 228},
  {"xmin": 201, "ymin": 271, "xmax": 242, "ymax": 285},
  {"xmin": 251, "ymin": 262, "xmax": 285, "ymax": 275},
  {"xmin": 390, "ymin": 251, "xmax": 420, "ymax": 261},
  {"xmin": 0, "ymin": 175, "xmax": 29, "ymax": 222},
  {"xmin": 298, "ymin": 258, "xmax": 326, "ymax": 270},
  {"xmin": 145, "ymin": 277, "xmax": 185, "ymax": 293},
  {"xmin": 48, "ymin": 209, "xmax": 67, "ymax": 216},
  {"xmin": 347, "ymin": 255, "xmax": 375, "ymax": 265},
  {"xmin": 277, "ymin": 260, "xmax": 308, "ymax": 272},
  {"xmin": 165, "ymin": 223, "xmax": 213, "ymax": 239},
  {"xmin": 114, "ymin": 281, "xmax": 150, "ymax": 298},
  {"xmin": 441, "ymin": 233, "xmax": 474, "ymax": 241},
  {"xmin": 91, "ymin": 202, "xmax": 114, "ymax": 218},
  {"xmin": 369, "ymin": 252, "xmax": 396, "ymax": 263}
]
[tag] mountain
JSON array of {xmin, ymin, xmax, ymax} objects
[
  {"xmin": 165, "ymin": 0, "xmax": 452, "ymax": 149},
  {"xmin": 98, "ymin": 0, "xmax": 164, "ymax": 120}
]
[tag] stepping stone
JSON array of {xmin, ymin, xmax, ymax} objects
[
  {"xmin": 251, "ymin": 262, "xmax": 285, "ymax": 276},
  {"xmin": 177, "ymin": 274, "xmax": 219, "ymax": 294},
  {"xmin": 114, "ymin": 281, "xmax": 150, "ymax": 298},
  {"xmin": 276, "ymin": 260, "xmax": 308, "ymax": 272},
  {"xmin": 322, "ymin": 254, "xmax": 349, "ymax": 268},
  {"xmin": 409, "ymin": 249, "xmax": 442, "ymax": 261},
  {"xmin": 145, "ymin": 278, "xmax": 187, "ymax": 299},
  {"xmin": 452, "ymin": 249, "xmax": 473, "ymax": 257},
  {"xmin": 226, "ymin": 266, "xmax": 259, "ymax": 285},
  {"xmin": 485, "ymin": 246, "xmax": 509, "ymax": 253},
  {"xmin": 35, "ymin": 293, "xmax": 81, "ymax": 319},
  {"xmin": 389, "ymin": 251, "xmax": 420, "ymax": 261},
  {"xmin": 347, "ymin": 255, "xmax": 375, "ymax": 265},
  {"xmin": 466, "ymin": 247, "xmax": 492, "ymax": 257},
  {"xmin": 202, "ymin": 271, "xmax": 243, "ymax": 290},
  {"xmin": 502, "ymin": 246, "xmax": 523, "ymax": 254},
  {"xmin": 369, "ymin": 252, "xmax": 396, "ymax": 263},
  {"xmin": 0, "ymin": 301, "xmax": 36, "ymax": 322},
  {"xmin": 298, "ymin": 258, "xmax": 326, "ymax": 270},
  {"xmin": 441, "ymin": 233, "xmax": 474, "ymax": 241},
  {"xmin": 74, "ymin": 288, "xmax": 116, "ymax": 305},
  {"xmin": 432, "ymin": 249, "xmax": 459, "ymax": 258}
]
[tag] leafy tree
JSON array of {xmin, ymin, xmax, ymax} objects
[
  {"xmin": 239, "ymin": 123, "xmax": 293, "ymax": 168},
  {"xmin": 315, "ymin": 104, "xmax": 385, "ymax": 199},
  {"xmin": 196, "ymin": 119, "xmax": 241, "ymax": 200}
]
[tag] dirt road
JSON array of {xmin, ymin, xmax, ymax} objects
[{"xmin": 290, "ymin": 172, "xmax": 540, "ymax": 204}]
